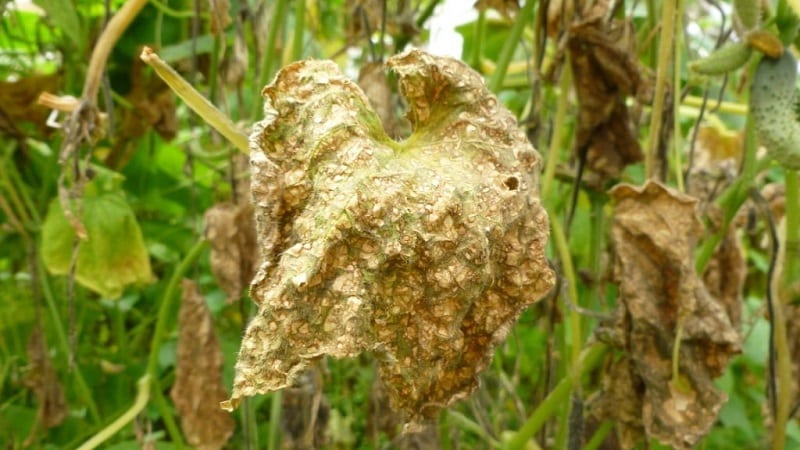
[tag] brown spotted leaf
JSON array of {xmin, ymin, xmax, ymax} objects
[
  {"xmin": 226, "ymin": 49, "xmax": 555, "ymax": 421},
  {"xmin": 596, "ymin": 181, "xmax": 741, "ymax": 449},
  {"xmin": 171, "ymin": 280, "xmax": 234, "ymax": 450},
  {"xmin": 205, "ymin": 202, "xmax": 258, "ymax": 303}
]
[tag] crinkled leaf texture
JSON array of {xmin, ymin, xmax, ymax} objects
[
  {"xmin": 226, "ymin": 49, "xmax": 554, "ymax": 421},
  {"xmin": 590, "ymin": 181, "xmax": 741, "ymax": 450},
  {"xmin": 41, "ymin": 175, "xmax": 153, "ymax": 299}
]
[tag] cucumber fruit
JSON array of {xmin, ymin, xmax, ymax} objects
[{"xmin": 750, "ymin": 51, "xmax": 800, "ymax": 170}]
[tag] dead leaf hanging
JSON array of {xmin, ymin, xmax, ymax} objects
[
  {"xmin": 590, "ymin": 181, "xmax": 741, "ymax": 449},
  {"xmin": 23, "ymin": 326, "xmax": 67, "ymax": 446},
  {"xmin": 225, "ymin": 49, "xmax": 555, "ymax": 422},
  {"xmin": 205, "ymin": 201, "xmax": 258, "ymax": 303},
  {"xmin": 170, "ymin": 280, "xmax": 234, "ymax": 450},
  {"xmin": 568, "ymin": 14, "xmax": 648, "ymax": 179}
]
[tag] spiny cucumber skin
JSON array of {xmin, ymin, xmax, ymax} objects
[
  {"xmin": 751, "ymin": 51, "xmax": 800, "ymax": 170},
  {"xmin": 691, "ymin": 42, "xmax": 752, "ymax": 75}
]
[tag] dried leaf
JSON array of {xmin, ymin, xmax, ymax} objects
[
  {"xmin": 107, "ymin": 57, "xmax": 178, "ymax": 168},
  {"xmin": 23, "ymin": 326, "xmax": 67, "ymax": 446},
  {"xmin": 595, "ymin": 181, "xmax": 741, "ymax": 449},
  {"xmin": 226, "ymin": 49, "xmax": 555, "ymax": 421},
  {"xmin": 702, "ymin": 225, "xmax": 745, "ymax": 332},
  {"xmin": 208, "ymin": 0, "xmax": 231, "ymax": 35},
  {"xmin": 568, "ymin": 16, "xmax": 647, "ymax": 178},
  {"xmin": 587, "ymin": 356, "xmax": 644, "ymax": 449},
  {"xmin": 345, "ymin": 0, "xmax": 417, "ymax": 44},
  {"xmin": 280, "ymin": 366, "xmax": 330, "ymax": 449},
  {"xmin": 171, "ymin": 280, "xmax": 234, "ymax": 450},
  {"xmin": 0, "ymin": 73, "xmax": 61, "ymax": 138},
  {"xmin": 205, "ymin": 202, "xmax": 257, "ymax": 303}
]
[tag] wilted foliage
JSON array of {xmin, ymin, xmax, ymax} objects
[
  {"xmin": 22, "ymin": 326, "xmax": 67, "ymax": 446},
  {"xmin": 225, "ymin": 49, "xmax": 554, "ymax": 422},
  {"xmin": 170, "ymin": 280, "xmax": 234, "ymax": 450},
  {"xmin": 590, "ymin": 181, "xmax": 741, "ymax": 449},
  {"xmin": 204, "ymin": 201, "xmax": 258, "ymax": 303}
]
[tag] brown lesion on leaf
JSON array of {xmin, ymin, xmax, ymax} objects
[{"xmin": 226, "ymin": 49, "xmax": 554, "ymax": 422}]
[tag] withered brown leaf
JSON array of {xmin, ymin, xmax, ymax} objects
[
  {"xmin": 0, "ymin": 73, "xmax": 61, "ymax": 139},
  {"xmin": 205, "ymin": 201, "xmax": 258, "ymax": 303},
  {"xmin": 568, "ymin": 15, "xmax": 647, "ymax": 179},
  {"xmin": 170, "ymin": 280, "xmax": 234, "ymax": 450},
  {"xmin": 280, "ymin": 366, "xmax": 330, "ymax": 449},
  {"xmin": 225, "ymin": 49, "xmax": 555, "ymax": 422},
  {"xmin": 208, "ymin": 0, "xmax": 232, "ymax": 35},
  {"xmin": 23, "ymin": 326, "xmax": 67, "ymax": 446},
  {"xmin": 593, "ymin": 181, "xmax": 741, "ymax": 449}
]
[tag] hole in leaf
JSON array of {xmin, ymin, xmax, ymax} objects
[{"xmin": 504, "ymin": 176, "xmax": 519, "ymax": 190}]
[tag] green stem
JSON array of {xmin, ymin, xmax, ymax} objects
[
  {"xmin": 504, "ymin": 344, "xmax": 608, "ymax": 450},
  {"xmin": 470, "ymin": 11, "xmax": 486, "ymax": 69},
  {"xmin": 695, "ymin": 119, "xmax": 769, "ymax": 273},
  {"xmin": 551, "ymin": 217, "xmax": 581, "ymax": 367},
  {"xmin": 145, "ymin": 239, "xmax": 208, "ymax": 377},
  {"xmin": 255, "ymin": 0, "xmax": 290, "ymax": 117},
  {"xmin": 38, "ymin": 252, "xmax": 101, "ymax": 424},
  {"xmin": 150, "ymin": 376, "xmax": 185, "ymax": 448},
  {"xmin": 781, "ymin": 170, "xmax": 799, "ymax": 296},
  {"xmin": 645, "ymin": 0, "xmax": 676, "ymax": 178},
  {"xmin": 541, "ymin": 66, "xmax": 571, "ymax": 201},
  {"xmin": 416, "ymin": 0, "xmax": 441, "ymax": 29},
  {"xmin": 588, "ymin": 192, "xmax": 605, "ymax": 310},
  {"xmin": 672, "ymin": 0, "xmax": 684, "ymax": 191},
  {"xmin": 138, "ymin": 240, "xmax": 206, "ymax": 445},
  {"xmin": 583, "ymin": 421, "xmax": 614, "ymax": 450},
  {"xmin": 488, "ymin": 0, "xmax": 536, "ymax": 93},
  {"xmin": 7, "ymin": 156, "xmax": 42, "ymax": 224},
  {"xmin": 447, "ymin": 409, "xmax": 501, "ymax": 448},
  {"xmin": 770, "ymin": 285, "xmax": 790, "ymax": 450},
  {"xmin": 268, "ymin": 391, "xmax": 283, "ymax": 450},
  {"xmin": 291, "ymin": 0, "xmax": 305, "ymax": 61},
  {"xmin": 75, "ymin": 375, "xmax": 150, "ymax": 450},
  {"xmin": 772, "ymin": 169, "xmax": 799, "ymax": 450}
]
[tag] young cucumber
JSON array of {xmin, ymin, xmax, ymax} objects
[{"xmin": 750, "ymin": 51, "xmax": 800, "ymax": 170}]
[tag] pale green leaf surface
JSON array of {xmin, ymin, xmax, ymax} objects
[{"xmin": 41, "ymin": 187, "xmax": 154, "ymax": 299}]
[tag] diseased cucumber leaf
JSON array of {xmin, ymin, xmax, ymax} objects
[{"xmin": 41, "ymin": 175, "xmax": 153, "ymax": 299}]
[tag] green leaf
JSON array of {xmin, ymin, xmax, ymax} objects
[
  {"xmin": 41, "ymin": 180, "xmax": 154, "ymax": 299},
  {"xmin": 33, "ymin": 0, "xmax": 84, "ymax": 51}
]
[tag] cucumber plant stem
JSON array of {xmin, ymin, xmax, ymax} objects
[{"xmin": 646, "ymin": 0, "xmax": 676, "ymax": 179}]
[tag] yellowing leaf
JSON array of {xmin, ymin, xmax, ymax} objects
[{"xmin": 41, "ymin": 179, "xmax": 153, "ymax": 299}]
